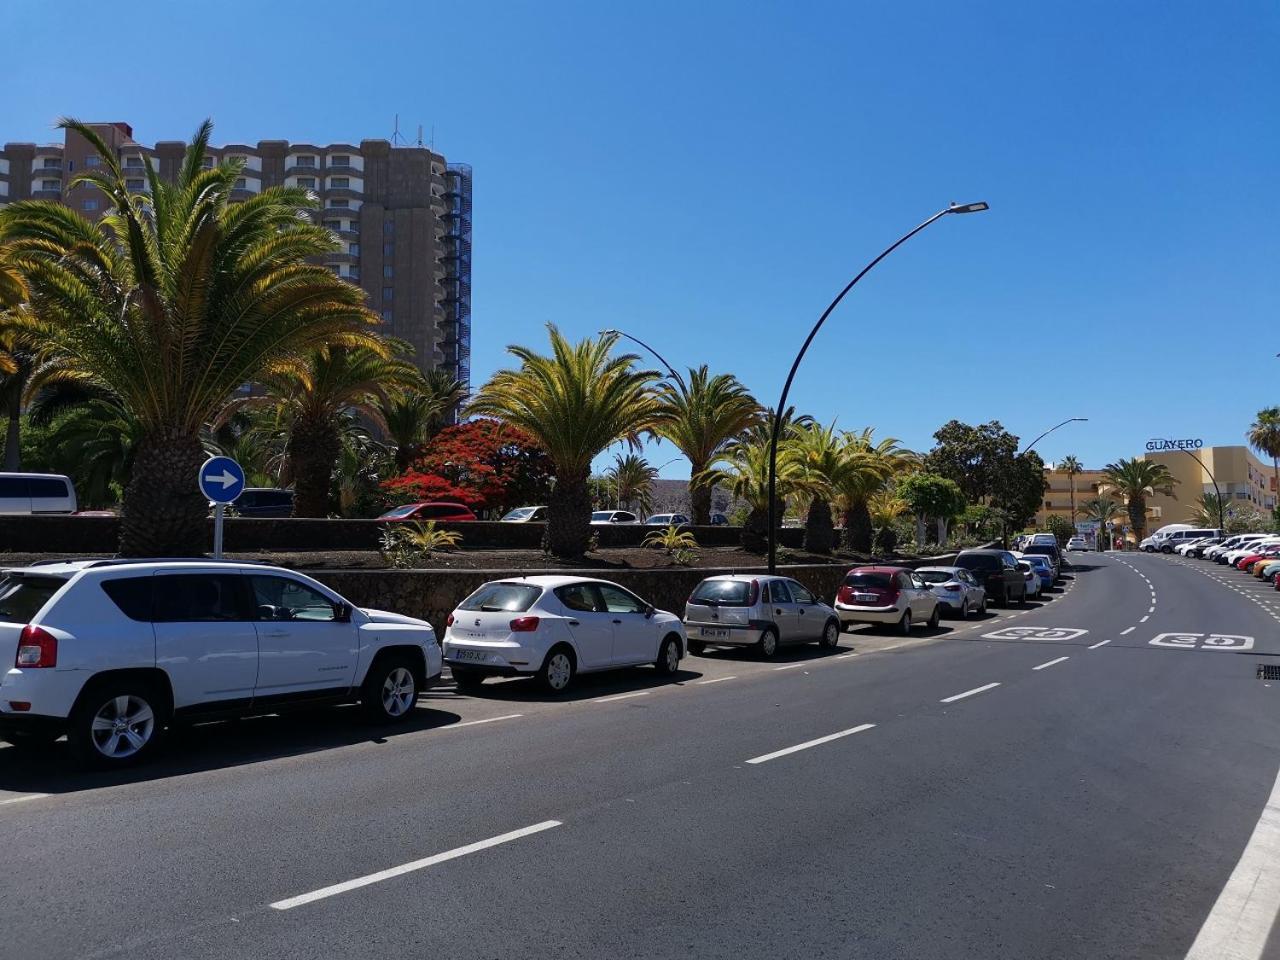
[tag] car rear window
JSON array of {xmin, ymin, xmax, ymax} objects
[
  {"xmin": 690, "ymin": 580, "xmax": 754, "ymax": 606},
  {"xmin": 955, "ymin": 554, "xmax": 999, "ymax": 571},
  {"xmin": 29, "ymin": 478, "xmax": 70, "ymax": 498},
  {"xmin": 916, "ymin": 571, "xmax": 953, "ymax": 584},
  {"xmin": 382, "ymin": 505, "xmax": 418, "ymax": 519},
  {"xmin": 0, "ymin": 477, "xmax": 28, "ymax": 498},
  {"xmin": 1024, "ymin": 545, "xmax": 1057, "ymax": 557},
  {"xmin": 101, "ymin": 576, "xmax": 154, "ymax": 621},
  {"xmin": 459, "ymin": 582, "xmax": 542, "ymax": 613},
  {"xmin": 0, "ymin": 575, "xmax": 67, "ymax": 622},
  {"xmin": 844, "ymin": 572, "xmax": 895, "ymax": 589}
]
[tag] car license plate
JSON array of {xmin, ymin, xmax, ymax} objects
[
  {"xmin": 700, "ymin": 627, "xmax": 730, "ymax": 639},
  {"xmin": 853, "ymin": 593, "xmax": 878, "ymax": 603},
  {"xmin": 453, "ymin": 649, "xmax": 488, "ymax": 662}
]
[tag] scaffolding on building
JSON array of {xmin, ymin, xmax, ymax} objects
[{"xmin": 438, "ymin": 163, "xmax": 472, "ymax": 393}]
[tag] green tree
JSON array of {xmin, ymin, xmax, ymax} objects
[
  {"xmin": 0, "ymin": 118, "xmax": 380, "ymax": 554},
  {"xmin": 605, "ymin": 453, "xmax": 658, "ymax": 516},
  {"xmin": 702, "ymin": 433, "xmax": 807, "ymax": 553},
  {"xmin": 1102, "ymin": 457, "xmax": 1178, "ymax": 542},
  {"xmin": 1058, "ymin": 454, "xmax": 1082, "ymax": 519},
  {"xmin": 1046, "ymin": 514, "xmax": 1076, "ymax": 548},
  {"xmin": 923, "ymin": 420, "xmax": 1019, "ymax": 504},
  {"xmin": 1247, "ymin": 407, "xmax": 1280, "ymax": 510},
  {"xmin": 0, "ymin": 242, "xmax": 32, "ymax": 470},
  {"xmin": 788, "ymin": 421, "xmax": 846, "ymax": 554},
  {"xmin": 896, "ymin": 472, "xmax": 966, "ymax": 549},
  {"xmin": 994, "ymin": 451, "xmax": 1049, "ymax": 531},
  {"xmin": 223, "ymin": 342, "xmax": 420, "ymax": 517},
  {"xmin": 836, "ymin": 428, "xmax": 911, "ymax": 553},
  {"xmin": 1078, "ymin": 494, "xmax": 1124, "ymax": 550},
  {"xmin": 1189, "ymin": 492, "xmax": 1227, "ymax": 530},
  {"xmin": 469, "ymin": 325, "xmax": 663, "ymax": 558},
  {"xmin": 654, "ymin": 366, "xmax": 760, "ymax": 525}
]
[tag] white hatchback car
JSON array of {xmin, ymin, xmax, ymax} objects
[
  {"xmin": 682, "ymin": 575, "xmax": 841, "ymax": 657},
  {"xmin": 0, "ymin": 560, "xmax": 442, "ymax": 767},
  {"xmin": 442, "ymin": 576, "xmax": 687, "ymax": 693}
]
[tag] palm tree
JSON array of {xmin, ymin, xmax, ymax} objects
[
  {"xmin": 1079, "ymin": 494, "xmax": 1125, "ymax": 550},
  {"xmin": 702, "ymin": 433, "xmax": 806, "ymax": 552},
  {"xmin": 380, "ymin": 369, "xmax": 470, "ymax": 470},
  {"xmin": 836, "ymin": 429, "xmax": 913, "ymax": 553},
  {"xmin": 654, "ymin": 366, "xmax": 760, "ymax": 525},
  {"xmin": 1189, "ymin": 492, "xmax": 1227, "ymax": 530},
  {"xmin": 605, "ymin": 453, "xmax": 657, "ymax": 515},
  {"xmin": 0, "ymin": 118, "xmax": 381, "ymax": 554},
  {"xmin": 1101, "ymin": 458, "xmax": 1178, "ymax": 542},
  {"xmin": 223, "ymin": 342, "xmax": 420, "ymax": 517},
  {"xmin": 1247, "ymin": 407, "xmax": 1280, "ymax": 511},
  {"xmin": 0, "ymin": 243, "xmax": 30, "ymax": 470},
  {"xmin": 469, "ymin": 325, "xmax": 663, "ymax": 558},
  {"xmin": 788, "ymin": 421, "xmax": 845, "ymax": 553},
  {"xmin": 1059, "ymin": 454, "xmax": 1082, "ymax": 520}
]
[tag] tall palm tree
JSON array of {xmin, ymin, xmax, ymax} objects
[
  {"xmin": 1247, "ymin": 407, "xmax": 1280, "ymax": 511},
  {"xmin": 788, "ymin": 421, "xmax": 845, "ymax": 553},
  {"xmin": 1079, "ymin": 494, "xmax": 1125, "ymax": 550},
  {"xmin": 702, "ymin": 433, "xmax": 806, "ymax": 552},
  {"xmin": 605, "ymin": 453, "xmax": 657, "ymax": 515},
  {"xmin": 836, "ymin": 429, "xmax": 912, "ymax": 553},
  {"xmin": 653, "ymin": 366, "xmax": 760, "ymax": 525},
  {"xmin": 0, "ymin": 118, "xmax": 381, "ymax": 554},
  {"xmin": 1058, "ymin": 454, "xmax": 1082, "ymax": 520},
  {"xmin": 469, "ymin": 325, "xmax": 663, "ymax": 558},
  {"xmin": 0, "ymin": 243, "xmax": 31, "ymax": 470},
  {"xmin": 223, "ymin": 342, "xmax": 420, "ymax": 517},
  {"xmin": 1102, "ymin": 458, "xmax": 1178, "ymax": 542},
  {"xmin": 1189, "ymin": 492, "xmax": 1227, "ymax": 530}
]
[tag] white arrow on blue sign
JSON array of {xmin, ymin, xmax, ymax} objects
[{"xmin": 199, "ymin": 456, "xmax": 246, "ymax": 504}]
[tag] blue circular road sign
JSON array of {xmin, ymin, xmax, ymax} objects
[{"xmin": 199, "ymin": 456, "xmax": 246, "ymax": 504}]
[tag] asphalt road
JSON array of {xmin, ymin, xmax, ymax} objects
[{"xmin": 2, "ymin": 551, "xmax": 1278, "ymax": 960}]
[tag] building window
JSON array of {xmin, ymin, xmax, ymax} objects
[
  {"xmin": 323, "ymin": 220, "xmax": 341, "ymax": 232},
  {"xmin": 126, "ymin": 178, "xmax": 145, "ymax": 191},
  {"xmin": 382, "ymin": 287, "xmax": 393, "ymax": 301},
  {"xmin": 42, "ymin": 158, "xmax": 60, "ymax": 169},
  {"xmin": 381, "ymin": 243, "xmax": 392, "ymax": 257},
  {"xmin": 331, "ymin": 155, "xmax": 349, "ymax": 166},
  {"xmin": 228, "ymin": 155, "xmax": 246, "ymax": 164},
  {"xmin": 331, "ymin": 177, "xmax": 349, "ymax": 189},
  {"xmin": 1044, "ymin": 500, "xmax": 1052, "ymax": 510},
  {"xmin": 125, "ymin": 157, "xmax": 144, "ymax": 169},
  {"xmin": 84, "ymin": 156, "xmax": 100, "ymax": 168},
  {"xmin": 41, "ymin": 179, "xmax": 59, "ymax": 191},
  {"xmin": 201, "ymin": 157, "xmax": 214, "ymax": 169},
  {"xmin": 234, "ymin": 178, "xmax": 247, "ymax": 190},
  {"xmin": 329, "ymin": 198, "xmax": 349, "ymax": 207},
  {"xmin": 383, "ymin": 265, "xmax": 393, "ymax": 278},
  {"xmin": 349, "ymin": 267, "xmax": 360, "ymax": 281},
  {"xmin": 83, "ymin": 199, "xmax": 99, "ymax": 212},
  {"xmin": 349, "ymin": 242, "xmax": 360, "ymax": 256},
  {"xmin": 297, "ymin": 177, "xmax": 316, "ymax": 189},
  {"xmin": 383, "ymin": 220, "xmax": 394, "ymax": 235},
  {"xmin": 296, "ymin": 155, "xmax": 316, "ymax": 167},
  {"xmin": 380, "ymin": 310, "xmax": 393, "ymax": 322}
]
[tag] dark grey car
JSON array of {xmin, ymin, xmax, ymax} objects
[{"xmin": 953, "ymin": 549, "xmax": 1027, "ymax": 606}]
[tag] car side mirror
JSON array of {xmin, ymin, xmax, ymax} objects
[
  {"xmin": 334, "ymin": 602, "xmax": 353, "ymax": 623},
  {"xmin": 645, "ymin": 604, "xmax": 655, "ymax": 619}
]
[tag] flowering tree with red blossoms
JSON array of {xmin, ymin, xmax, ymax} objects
[{"xmin": 381, "ymin": 418, "xmax": 554, "ymax": 517}]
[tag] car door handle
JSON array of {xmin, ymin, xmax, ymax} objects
[
  {"xmin": 260, "ymin": 629, "xmax": 289, "ymax": 638},
  {"xmin": 612, "ymin": 619, "xmax": 622, "ymax": 624},
  {"xmin": 568, "ymin": 619, "xmax": 580, "ymax": 626}
]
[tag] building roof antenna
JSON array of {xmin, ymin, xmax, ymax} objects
[{"xmin": 391, "ymin": 114, "xmax": 407, "ymax": 147}]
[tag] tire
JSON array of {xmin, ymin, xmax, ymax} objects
[
  {"xmin": 898, "ymin": 610, "xmax": 912, "ymax": 636},
  {"xmin": 1016, "ymin": 586, "xmax": 1027, "ymax": 607},
  {"xmin": 959, "ymin": 599, "xmax": 969, "ymax": 619},
  {"xmin": 362, "ymin": 653, "xmax": 419, "ymax": 723},
  {"xmin": 819, "ymin": 618, "xmax": 840, "ymax": 649},
  {"xmin": 998, "ymin": 587, "xmax": 1008, "ymax": 608},
  {"xmin": 688, "ymin": 639, "xmax": 707, "ymax": 656},
  {"xmin": 757, "ymin": 627, "xmax": 780, "ymax": 658},
  {"xmin": 654, "ymin": 635, "xmax": 681, "ymax": 676},
  {"xmin": 451, "ymin": 666, "xmax": 485, "ymax": 690},
  {"xmin": 927, "ymin": 606, "xmax": 940, "ymax": 630},
  {"xmin": 538, "ymin": 645, "xmax": 576, "ymax": 693},
  {"xmin": 1161, "ymin": 545, "xmax": 1172, "ymax": 554},
  {"xmin": 68, "ymin": 678, "xmax": 166, "ymax": 768},
  {"xmin": 979, "ymin": 596, "xmax": 988, "ymax": 615}
]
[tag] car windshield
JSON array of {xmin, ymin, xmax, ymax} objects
[
  {"xmin": 916, "ymin": 571, "xmax": 954, "ymax": 585},
  {"xmin": 458, "ymin": 582, "xmax": 543, "ymax": 613},
  {"xmin": 502, "ymin": 508, "xmax": 535, "ymax": 520},
  {"xmin": 380, "ymin": 504, "xmax": 419, "ymax": 519},
  {"xmin": 845, "ymin": 572, "xmax": 895, "ymax": 589},
  {"xmin": 689, "ymin": 580, "xmax": 754, "ymax": 606},
  {"xmin": 646, "ymin": 515, "xmax": 670, "ymax": 524},
  {"xmin": 0, "ymin": 574, "xmax": 66, "ymax": 622}
]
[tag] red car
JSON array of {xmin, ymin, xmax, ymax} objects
[
  {"xmin": 377, "ymin": 502, "xmax": 477, "ymax": 523},
  {"xmin": 1238, "ymin": 546, "xmax": 1280, "ymax": 571}
]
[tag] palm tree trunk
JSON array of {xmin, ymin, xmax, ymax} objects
[
  {"xmin": 742, "ymin": 505, "xmax": 770, "ymax": 553},
  {"xmin": 1273, "ymin": 456, "xmax": 1278, "ymax": 519},
  {"xmin": 937, "ymin": 516, "xmax": 949, "ymax": 548},
  {"xmin": 803, "ymin": 496, "xmax": 834, "ymax": 554},
  {"xmin": 915, "ymin": 514, "xmax": 926, "ymax": 551},
  {"xmin": 289, "ymin": 416, "xmax": 341, "ymax": 518},
  {"xmin": 547, "ymin": 468, "xmax": 591, "ymax": 558},
  {"xmin": 3, "ymin": 393, "xmax": 20, "ymax": 471},
  {"xmin": 1128, "ymin": 493, "xmax": 1146, "ymax": 544},
  {"xmin": 118, "ymin": 430, "xmax": 208, "ymax": 557},
  {"xmin": 844, "ymin": 501, "xmax": 873, "ymax": 553},
  {"xmin": 688, "ymin": 468, "xmax": 712, "ymax": 526}
]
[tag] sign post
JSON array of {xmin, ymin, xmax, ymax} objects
[{"xmin": 198, "ymin": 456, "xmax": 246, "ymax": 559}]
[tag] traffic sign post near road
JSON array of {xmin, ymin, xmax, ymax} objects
[{"xmin": 199, "ymin": 456, "xmax": 246, "ymax": 559}]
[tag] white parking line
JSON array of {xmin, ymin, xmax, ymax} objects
[
  {"xmin": 1140, "ymin": 615, "xmax": 1150, "ymax": 623},
  {"xmin": 773, "ymin": 662, "xmax": 808, "ymax": 671},
  {"xmin": 1121, "ymin": 626, "xmax": 1136, "ymax": 635},
  {"xmin": 940, "ymin": 682, "xmax": 1001, "ymax": 704},
  {"xmin": 834, "ymin": 653, "xmax": 859, "ymax": 660},
  {"xmin": 1033, "ymin": 656, "xmax": 1070, "ymax": 671},
  {"xmin": 1184, "ymin": 764, "xmax": 1280, "ymax": 960},
  {"xmin": 444, "ymin": 714, "xmax": 524, "ymax": 729},
  {"xmin": 1148, "ymin": 606, "xmax": 1156, "ymax": 614},
  {"xmin": 0, "ymin": 793, "xmax": 48, "ymax": 806},
  {"xmin": 593, "ymin": 691, "xmax": 651, "ymax": 704},
  {"xmin": 270, "ymin": 820, "xmax": 564, "ymax": 910},
  {"xmin": 1090, "ymin": 638, "xmax": 1114, "ymax": 648},
  {"xmin": 696, "ymin": 675, "xmax": 737, "ymax": 685},
  {"xmin": 745, "ymin": 723, "xmax": 876, "ymax": 765}
]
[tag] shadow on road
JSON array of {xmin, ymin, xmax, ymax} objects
[
  {"xmin": 0, "ymin": 703, "xmax": 463, "ymax": 795},
  {"xmin": 444, "ymin": 665, "xmax": 704, "ymax": 704}
]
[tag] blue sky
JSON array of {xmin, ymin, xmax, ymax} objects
[{"xmin": 5, "ymin": 1, "xmax": 1277, "ymax": 478}]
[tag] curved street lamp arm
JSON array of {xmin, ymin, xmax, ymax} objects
[
  {"xmin": 766, "ymin": 204, "xmax": 969, "ymax": 572},
  {"xmin": 1018, "ymin": 418, "xmax": 1088, "ymax": 457},
  {"xmin": 1181, "ymin": 448, "xmax": 1226, "ymax": 532},
  {"xmin": 599, "ymin": 329, "xmax": 685, "ymax": 390}
]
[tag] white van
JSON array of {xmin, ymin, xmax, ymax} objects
[
  {"xmin": 0, "ymin": 473, "xmax": 78, "ymax": 515},
  {"xmin": 1153, "ymin": 528, "xmax": 1222, "ymax": 553}
]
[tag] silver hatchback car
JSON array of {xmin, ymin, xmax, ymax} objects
[{"xmin": 683, "ymin": 575, "xmax": 841, "ymax": 658}]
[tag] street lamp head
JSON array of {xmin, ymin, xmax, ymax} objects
[
  {"xmin": 598, "ymin": 328, "xmax": 619, "ymax": 336},
  {"xmin": 948, "ymin": 201, "xmax": 990, "ymax": 214}
]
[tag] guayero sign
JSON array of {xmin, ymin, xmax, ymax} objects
[{"xmin": 1145, "ymin": 437, "xmax": 1203, "ymax": 452}]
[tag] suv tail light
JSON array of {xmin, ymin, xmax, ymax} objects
[
  {"xmin": 837, "ymin": 585, "xmax": 853, "ymax": 603},
  {"xmin": 16, "ymin": 625, "xmax": 57, "ymax": 668},
  {"xmin": 446, "ymin": 613, "xmax": 456, "ymax": 627},
  {"xmin": 509, "ymin": 616, "xmax": 540, "ymax": 632},
  {"xmin": 943, "ymin": 584, "xmax": 962, "ymax": 592}
]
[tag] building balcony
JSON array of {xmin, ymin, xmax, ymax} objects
[
  {"xmin": 286, "ymin": 163, "xmax": 321, "ymax": 177},
  {"xmin": 325, "ymin": 162, "xmax": 361, "ymax": 175},
  {"xmin": 32, "ymin": 189, "xmax": 61, "ymax": 200},
  {"xmin": 323, "ymin": 187, "xmax": 363, "ymax": 201},
  {"xmin": 326, "ymin": 250, "xmax": 358, "ymax": 265}
]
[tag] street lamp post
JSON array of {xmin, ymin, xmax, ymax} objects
[
  {"xmin": 1180, "ymin": 448, "xmax": 1226, "ymax": 532},
  {"xmin": 766, "ymin": 202, "xmax": 989, "ymax": 574},
  {"xmin": 1018, "ymin": 418, "xmax": 1088, "ymax": 457}
]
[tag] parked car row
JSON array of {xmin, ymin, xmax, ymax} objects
[{"xmin": 1176, "ymin": 532, "xmax": 1280, "ymax": 586}]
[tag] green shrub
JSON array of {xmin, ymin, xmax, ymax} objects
[{"xmin": 380, "ymin": 521, "xmax": 462, "ymax": 568}]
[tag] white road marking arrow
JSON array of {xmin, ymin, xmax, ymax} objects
[{"xmin": 204, "ymin": 469, "xmax": 238, "ymax": 488}]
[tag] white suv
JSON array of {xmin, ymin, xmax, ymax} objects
[{"xmin": 0, "ymin": 560, "xmax": 442, "ymax": 766}]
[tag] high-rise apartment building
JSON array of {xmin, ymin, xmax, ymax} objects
[{"xmin": 0, "ymin": 122, "xmax": 471, "ymax": 388}]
